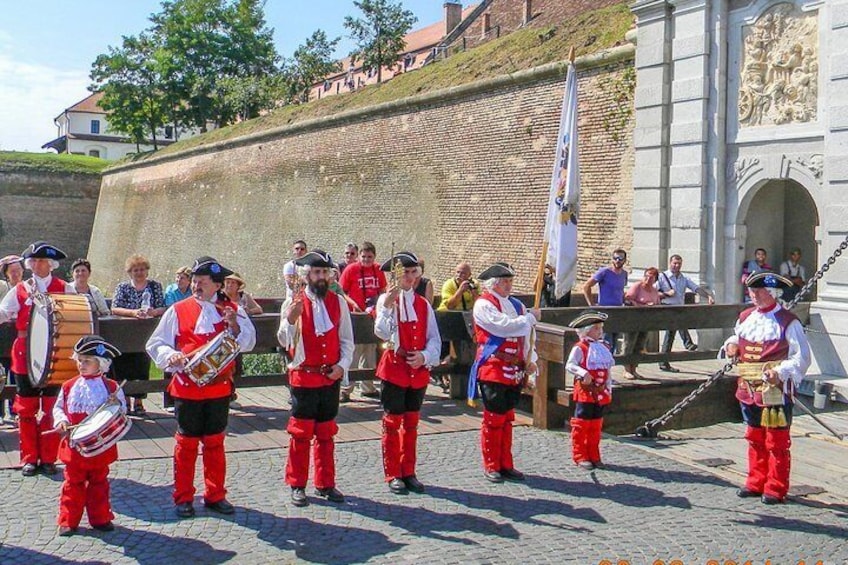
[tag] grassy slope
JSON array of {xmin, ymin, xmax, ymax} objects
[
  {"xmin": 0, "ymin": 151, "xmax": 109, "ymax": 174},
  {"xmin": 129, "ymin": 2, "xmax": 633, "ymax": 162}
]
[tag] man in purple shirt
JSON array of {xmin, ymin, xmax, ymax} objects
[{"xmin": 582, "ymin": 249, "xmax": 628, "ymax": 350}]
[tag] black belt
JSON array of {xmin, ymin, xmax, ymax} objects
[{"xmin": 297, "ymin": 364, "xmax": 333, "ymax": 375}]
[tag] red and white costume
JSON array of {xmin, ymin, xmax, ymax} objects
[
  {"xmin": 53, "ymin": 374, "xmax": 126, "ymax": 528},
  {"xmin": 0, "ymin": 275, "xmax": 74, "ymax": 467},
  {"xmin": 472, "ymin": 291, "xmax": 537, "ymax": 474},
  {"xmin": 147, "ymin": 296, "xmax": 256, "ymax": 506},
  {"xmin": 723, "ymin": 302, "xmax": 810, "ymax": 500},
  {"xmin": 566, "ymin": 338, "xmax": 614, "ymax": 465},
  {"xmin": 373, "ymin": 288, "xmax": 441, "ymax": 481},
  {"xmin": 277, "ymin": 289, "xmax": 354, "ymax": 490}
]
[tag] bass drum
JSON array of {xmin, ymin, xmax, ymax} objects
[{"xmin": 27, "ymin": 294, "xmax": 97, "ymax": 388}]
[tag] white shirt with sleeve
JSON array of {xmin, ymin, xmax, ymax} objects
[
  {"xmin": 0, "ymin": 275, "xmax": 76, "ymax": 324},
  {"xmin": 472, "ymin": 292, "xmax": 538, "ymax": 365},
  {"xmin": 373, "ymin": 288, "xmax": 442, "ymax": 368}
]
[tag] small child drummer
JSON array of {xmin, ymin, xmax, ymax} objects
[
  {"xmin": 52, "ymin": 335, "xmax": 126, "ymax": 536},
  {"xmin": 565, "ymin": 311, "xmax": 614, "ymax": 470}
]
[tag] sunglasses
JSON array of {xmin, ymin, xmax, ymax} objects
[{"xmin": 612, "ymin": 256, "xmax": 625, "ymax": 261}]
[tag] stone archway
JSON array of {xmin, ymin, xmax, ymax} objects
[{"xmin": 738, "ymin": 178, "xmax": 819, "ymax": 301}]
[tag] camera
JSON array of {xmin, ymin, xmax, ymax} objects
[{"xmin": 466, "ymin": 280, "xmax": 477, "ymax": 291}]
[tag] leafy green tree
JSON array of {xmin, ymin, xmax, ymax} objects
[
  {"xmin": 344, "ymin": 0, "xmax": 417, "ymax": 84},
  {"xmin": 218, "ymin": 74, "xmax": 285, "ymax": 122},
  {"xmin": 283, "ymin": 30, "xmax": 341, "ymax": 103}
]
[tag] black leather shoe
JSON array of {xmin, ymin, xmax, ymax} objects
[
  {"xmin": 175, "ymin": 502, "xmax": 195, "ymax": 518},
  {"xmin": 21, "ymin": 463, "xmax": 38, "ymax": 477},
  {"xmin": 736, "ymin": 488, "xmax": 762, "ymax": 498},
  {"xmin": 761, "ymin": 494, "xmax": 784, "ymax": 505},
  {"xmin": 204, "ymin": 498, "xmax": 235, "ymax": 514},
  {"xmin": 591, "ymin": 461, "xmax": 606, "ymax": 470},
  {"xmin": 659, "ymin": 364, "xmax": 680, "ymax": 373},
  {"xmin": 361, "ymin": 391, "xmax": 381, "ymax": 399},
  {"xmin": 40, "ymin": 463, "xmax": 58, "ymax": 475},
  {"xmin": 685, "ymin": 343, "xmax": 698, "ymax": 352},
  {"xmin": 388, "ymin": 478, "xmax": 408, "ymax": 494},
  {"xmin": 315, "ymin": 487, "xmax": 345, "ymax": 503},
  {"xmin": 577, "ymin": 461, "xmax": 595, "ymax": 470},
  {"xmin": 57, "ymin": 526, "xmax": 77, "ymax": 537},
  {"xmin": 291, "ymin": 487, "xmax": 309, "ymax": 507},
  {"xmin": 402, "ymin": 475, "xmax": 425, "ymax": 493},
  {"xmin": 92, "ymin": 521, "xmax": 115, "ymax": 532},
  {"xmin": 501, "ymin": 468, "xmax": 526, "ymax": 481},
  {"xmin": 483, "ymin": 470, "xmax": 504, "ymax": 483}
]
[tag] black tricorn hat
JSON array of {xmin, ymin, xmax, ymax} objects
[
  {"xmin": 191, "ymin": 256, "xmax": 233, "ymax": 282},
  {"xmin": 478, "ymin": 262, "xmax": 516, "ymax": 281},
  {"xmin": 22, "ymin": 241, "xmax": 67, "ymax": 260},
  {"xmin": 745, "ymin": 271, "xmax": 793, "ymax": 290},
  {"xmin": 380, "ymin": 251, "xmax": 420, "ymax": 271},
  {"xmin": 295, "ymin": 249, "xmax": 335, "ymax": 269},
  {"xmin": 568, "ymin": 310, "xmax": 608, "ymax": 329},
  {"xmin": 73, "ymin": 335, "xmax": 121, "ymax": 359}
]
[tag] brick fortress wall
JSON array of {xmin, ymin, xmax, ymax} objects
[
  {"xmin": 91, "ymin": 50, "xmax": 635, "ymax": 296},
  {"xmin": 0, "ymin": 169, "xmax": 101, "ymax": 277}
]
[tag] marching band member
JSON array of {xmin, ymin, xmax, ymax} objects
[
  {"xmin": 53, "ymin": 335, "xmax": 126, "ymax": 536},
  {"xmin": 469, "ymin": 263, "xmax": 539, "ymax": 483},
  {"xmin": 565, "ymin": 311, "xmax": 614, "ymax": 470},
  {"xmin": 0, "ymin": 241, "xmax": 75, "ymax": 476},
  {"xmin": 723, "ymin": 272, "xmax": 811, "ymax": 505},
  {"xmin": 146, "ymin": 256, "xmax": 256, "ymax": 518},
  {"xmin": 277, "ymin": 250, "xmax": 353, "ymax": 507},
  {"xmin": 373, "ymin": 252, "xmax": 441, "ymax": 494}
]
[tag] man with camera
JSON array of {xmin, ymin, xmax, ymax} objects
[{"xmin": 437, "ymin": 262, "xmax": 479, "ymax": 312}]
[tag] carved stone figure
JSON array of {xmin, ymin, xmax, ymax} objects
[{"xmin": 739, "ymin": 3, "xmax": 818, "ymax": 128}]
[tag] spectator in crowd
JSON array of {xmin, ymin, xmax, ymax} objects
[
  {"xmin": 622, "ymin": 267, "xmax": 662, "ymax": 379},
  {"xmin": 111, "ymin": 254, "xmax": 166, "ymax": 417},
  {"xmin": 656, "ymin": 254, "xmax": 715, "ymax": 373},
  {"xmin": 413, "ymin": 258, "xmax": 435, "ymax": 305},
  {"xmin": 338, "ymin": 241, "xmax": 386, "ymax": 402},
  {"xmin": 740, "ymin": 248, "xmax": 772, "ymax": 303},
  {"xmin": 164, "ymin": 267, "xmax": 192, "ymax": 306},
  {"xmin": 540, "ymin": 264, "xmax": 571, "ymax": 307},
  {"xmin": 779, "ymin": 247, "xmax": 807, "ymax": 303},
  {"xmin": 0, "ymin": 254, "xmax": 23, "ymax": 424},
  {"xmin": 68, "ymin": 259, "xmax": 110, "ymax": 317},
  {"xmin": 337, "ymin": 243, "xmax": 359, "ymax": 275},
  {"xmin": 438, "ymin": 262, "xmax": 479, "ymax": 312},
  {"xmin": 582, "ymin": 249, "xmax": 629, "ymax": 351},
  {"xmin": 224, "ymin": 273, "xmax": 263, "ymax": 316},
  {"xmin": 283, "ymin": 240, "xmax": 308, "ymax": 300}
]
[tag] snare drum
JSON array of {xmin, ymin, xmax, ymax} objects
[
  {"xmin": 28, "ymin": 294, "xmax": 97, "ymax": 388},
  {"xmin": 69, "ymin": 402, "xmax": 132, "ymax": 458},
  {"xmin": 183, "ymin": 332, "xmax": 240, "ymax": 387}
]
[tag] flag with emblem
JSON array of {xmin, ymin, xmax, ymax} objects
[{"xmin": 543, "ymin": 61, "xmax": 580, "ymax": 299}]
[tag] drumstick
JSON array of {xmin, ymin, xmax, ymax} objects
[{"xmin": 41, "ymin": 422, "xmax": 81, "ymax": 435}]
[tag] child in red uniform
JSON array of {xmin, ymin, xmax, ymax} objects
[
  {"xmin": 565, "ymin": 311, "xmax": 614, "ymax": 470},
  {"xmin": 53, "ymin": 335, "xmax": 125, "ymax": 536}
]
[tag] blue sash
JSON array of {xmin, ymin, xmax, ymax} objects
[{"xmin": 467, "ymin": 296, "xmax": 526, "ymax": 402}]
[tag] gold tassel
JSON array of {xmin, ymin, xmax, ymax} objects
[
  {"xmin": 776, "ymin": 407, "xmax": 787, "ymax": 428},
  {"xmin": 761, "ymin": 408, "xmax": 770, "ymax": 427},
  {"xmin": 467, "ymin": 398, "xmax": 478, "ymax": 408}
]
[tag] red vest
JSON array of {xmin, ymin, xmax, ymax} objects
[
  {"xmin": 167, "ymin": 297, "xmax": 238, "ymax": 401},
  {"xmin": 474, "ymin": 293, "xmax": 526, "ymax": 386},
  {"xmin": 737, "ymin": 306, "xmax": 797, "ymax": 364},
  {"xmin": 571, "ymin": 340, "xmax": 612, "ymax": 405},
  {"xmin": 376, "ymin": 293, "xmax": 431, "ymax": 389},
  {"xmin": 289, "ymin": 292, "xmax": 343, "ymax": 388},
  {"xmin": 58, "ymin": 375, "xmax": 119, "ymax": 467},
  {"xmin": 11, "ymin": 277, "xmax": 67, "ymax": 374}
]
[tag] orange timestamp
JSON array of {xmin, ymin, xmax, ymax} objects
[{"xmin": 598, "ymin": 561, "xmax": 825, "ymax": 565}]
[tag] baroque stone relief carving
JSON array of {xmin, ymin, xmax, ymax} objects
[
  {"xmin": 791, "ymin": 153, "xmax": 823, "ymax": 181},
  {"xmin": 729, "ymin": 157, "xmax": 761, "ymax": 182},
  {"xmin": 738, "ymin": 3, "xmax": 818, "ymax": 128}
]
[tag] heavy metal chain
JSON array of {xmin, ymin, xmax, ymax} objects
[{"xmin": 635, "ymin": 233, "xmax": 848, "ymax": 439}]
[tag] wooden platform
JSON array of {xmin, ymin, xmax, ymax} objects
[{"xmin": 0, "ymin": 384, "xmax": 530, "ymax": 469}]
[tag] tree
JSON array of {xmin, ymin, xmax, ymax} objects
[
  {"xmin": 343, "ymin": 0, "xmax": 417, "ymax": 84},
  {"xmin": 283, "ymin": 30, "xmax": 341, "ymax": 103},
  {"xmin": 89, "ymin": 33, "xmax": 169, "ymax": 151}
]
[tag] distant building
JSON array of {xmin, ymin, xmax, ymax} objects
[
  {"xmin": 310, "ymin": 2, "xmax": 478, "ymax": 101},
  {"xmin": 42, "ymin": 92, "xmax": 210, "ymax": 160}
]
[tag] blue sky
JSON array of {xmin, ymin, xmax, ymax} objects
[{"xmin": 0, "ymin": 0, "xmax": 450, "ymax": 152}]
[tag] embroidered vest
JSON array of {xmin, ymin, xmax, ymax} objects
[
  {"xmin": 571, "ymin": 340, "xmax": 612, "ymax": 406},
  {"xmin": 376, "ymin": 293, "xmax": 431, "ymax": 389},
  {"xmin": 473, "ymin": 293, "xmax": 526, "ymax": 386},
  {"xmin": 58, "ymin": 375, "xmax": 119, "ymax": 467}
]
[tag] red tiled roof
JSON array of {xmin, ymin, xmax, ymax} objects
[{"xmin": 54, "ymin": 92, "xmax": 107, "ymax": 121}]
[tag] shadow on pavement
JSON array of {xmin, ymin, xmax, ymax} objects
[
  {"xmin": 0, "ymin": 546, "xmax": 107, "ymax": 565},
  {"xmin": 525, "ymin": 473, "xmax": 693, "ymax": 509},
  {"xmin": 97, "ymin": 525, "xmax": 237, "ymax": 564},
  {"xmin": 599, "ymin": 461, "xmax": 737, "ymax": 487},
  {"xmin": 732, "ymin": 512, "xmax": 848, "ymax": 538}
]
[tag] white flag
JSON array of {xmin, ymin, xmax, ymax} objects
[{"xmin": 543, "ymin": 62, "xmax": 580, "ymax": 300}]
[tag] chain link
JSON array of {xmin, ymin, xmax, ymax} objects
[{"xmin": 635, "ymin": 233, "xmax": 848, "ymax": 438}]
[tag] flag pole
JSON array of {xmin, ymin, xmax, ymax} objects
[{"xmin": 534, "ymin": 46, "xmax": 576, "ymax": 309}]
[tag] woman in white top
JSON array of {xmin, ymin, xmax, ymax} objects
[
  {"xmin": 0, "ymin": 255, "xmax": 24, "ymax": 299},
  {"xmin": 69, "ymin": 259, "xmax": 111, "ymax": 317}
]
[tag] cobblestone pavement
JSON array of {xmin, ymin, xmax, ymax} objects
[{"xmin": 1, "ymin": 428, "xmax": 846, "ymax": 564}]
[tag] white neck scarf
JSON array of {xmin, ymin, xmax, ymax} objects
[
  {"xmin": 398, "ymin": 288, "xmax": 418, "ymax": 322},
  {"xmin": 32, "ymin": 274, "xmax": 53, "ymax": 293},
  {"xmin": 66, "ymin": 376, "xmax": 109, "ymax": 415},
  {"xmin": 585, "ymin": 338, "xmax": 615, "ymax": 370},
  {"xmin": 195, "ymin": 296, "xmax": 224, "ymax": 335},
  {"xmin": 495, "ymin": 292, "xmax": 519, "ymax": 318},
  {"xmin": 738, "ymin": 303, "xmax": 782, "ymax": 342},
  {"xmin": 306, "ymin": 288, "xmax": 334, "ymax": 335}
]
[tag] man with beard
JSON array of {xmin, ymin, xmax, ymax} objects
[
  {"xmin": 277, "ymin": 250, "xmax": 353, "ymax": 507},
  {"xmin": 0, "ymin": 241, "xmax": 75, "ymax": 477},
  {"xmin": 146, "ymin": 257, "xmax": 256, "ymax": 518}
]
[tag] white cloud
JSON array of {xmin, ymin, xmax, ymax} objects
[{"xmin": 0, "ymin": 53, "xmax": 91, "ymax": 152}]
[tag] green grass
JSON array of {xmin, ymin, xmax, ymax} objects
[
  {"xmin": 0, "ymin": 151, "xmax": 109, "ymax": 174},
  {"xmin": 122, "ymin": 2, "xmax": 634, "ymax": 162}
]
